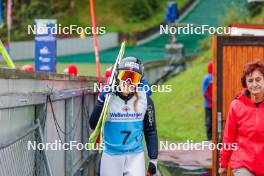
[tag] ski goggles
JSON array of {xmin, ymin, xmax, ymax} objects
[{"xmin": 118, "ymin": 70, "xmax": 141, "ymax": 84}]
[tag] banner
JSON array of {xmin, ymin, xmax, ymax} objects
[
  {"xmin": 34, "ymin": 19, "xmax": 57, "ymax": 73},
  {"xmin": 165, "ymin": 2, "xmax": 178, "ymax": 23}
]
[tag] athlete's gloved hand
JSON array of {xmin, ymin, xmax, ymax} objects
[
  {"xmin": 98, "ymin": 86, "xmax": 114, "ymax": 103},
  {"xmin": 146, "ymin": 159, "xmax": 158, "ymax": 176},
  {"xmin": 139, "ymin": 79, "xmax": 152, "ymax": 96}
]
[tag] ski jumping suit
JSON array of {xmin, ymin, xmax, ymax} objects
[{"xmin": 89, "ymin": 90, "xmax": 158, "ymax": 176}]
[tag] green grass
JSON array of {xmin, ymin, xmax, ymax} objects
[{"xmin": 152, "ymin": 51, "xmax": 211, "ymax": 142}]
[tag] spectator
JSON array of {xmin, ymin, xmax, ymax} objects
[
  {"xmin": 219, "ymin": 60, "xmax": 264, "ymax": 176},
  {"xmin": 202, "ymin": 61, "xmax": 213, "ymax": 141}
]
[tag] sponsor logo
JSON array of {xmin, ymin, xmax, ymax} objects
[
  {"xmin": 39, "ymin": 56, "xmax": 51, "ymax": 62},
  {"xmin": 122, "ymin": 106, "xmax": 130, "ymax": 112},
  {"xmin": 109, "ymin": 112, "xmax": 143, "ymax": 121},
  {"xmin": 125, "ymin": 62, "xmax": 139, "ymax": 69},
  {"xmin": 40, "ymin": 65, "xmax": 51, "ymax": 71},
  {"xmin": 40, "ymin": 46, "xmax": 50, "ymax": 54}
]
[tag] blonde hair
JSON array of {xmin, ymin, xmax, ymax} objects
[{"xmin": 134, "ymin": 92, "xmax": 139, "ymax": 112}]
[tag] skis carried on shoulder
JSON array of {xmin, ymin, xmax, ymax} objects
[{"xmin": 88, "ymin": 41, "xmax": 126, "ymax": 149}]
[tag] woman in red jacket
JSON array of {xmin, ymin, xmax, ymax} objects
[{"xmin": 219, "ymin": 61, "xmax": 264, "ymax": 176}]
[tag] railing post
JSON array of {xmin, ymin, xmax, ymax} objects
[
  {"xmin": 65, "ymin": 97, "xmax": 74, "ymax": 176},
  {"xmin": 37, "ymin": 119, "xmax": 53, "ymax": 176},
  {"xmin": 82, "ymin": 95, "xmax": 89, "ymax": 159}
]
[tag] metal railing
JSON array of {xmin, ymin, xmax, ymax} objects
[
  {"xmin": 144, "ymin": 57, "xmax": 186, "ymax": 85},
  {"xmin": 0, "ymin": 68, "xmax": 99, "ymax": 176}
]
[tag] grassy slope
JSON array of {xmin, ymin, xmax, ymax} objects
[
  {"xmin": 152, "ymin": 50, "xmax": 211, "ymax": 142},
  {"xmin": 152, "ymin": 5, "xmax": 264, "ymax": 142}
]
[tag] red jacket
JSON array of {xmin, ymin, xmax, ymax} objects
[{"xmin": 220, "ymin": 90, "xmax": 264, "ymax": 175}]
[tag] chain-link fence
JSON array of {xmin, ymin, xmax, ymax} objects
[
  {"xmin": 0, "ymin": 120, "xmax": 51, "ymax": 176},
  {"xmin": 0, "ymin": 69, "xmax": 99, "ymax": 176}
]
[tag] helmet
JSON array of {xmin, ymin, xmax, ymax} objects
[
  {"xmin": 116, "ymin": 57, "xmax": 144, "ymax": 85},
  {"xmin": 117, "ymin": 57, "xmax": 143, "ymax": 76}
]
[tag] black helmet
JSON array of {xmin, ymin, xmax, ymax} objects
[{"xmin": 117, "ymin": 57, "xmax": 144, "ymax": 76}]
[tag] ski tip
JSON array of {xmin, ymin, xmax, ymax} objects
[{"xmin": 121, "ymin": 41, "xmax": 126, "ymax": 46}]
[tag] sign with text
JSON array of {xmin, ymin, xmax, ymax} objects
[{"xmin": 34, "ymin": 19, "xmax": 57, "ymax": 72}]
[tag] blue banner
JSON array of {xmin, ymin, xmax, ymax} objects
[
  {"xmin": 0, "ymin": 0, "xmax": 3, "ymax": 26},
  {"xmin": 34, "ymin": 19, "xmax": 57, "ymax": 73},
  {"xmin": 165, "ymin": 2, "xmax": 179, "ymax": 23}
]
